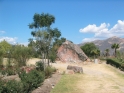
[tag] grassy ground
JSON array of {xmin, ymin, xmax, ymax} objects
[
  {"xmin": 51, "ymin": 74, "xmax": 82, "ymax": 93},
  {"xmin": 51, "ymin": 62, "xmax": 124, "ymax": 93}
]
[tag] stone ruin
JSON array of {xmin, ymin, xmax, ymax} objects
[{"xmin": 57, "ymin": 40, "xmax": 88, "ymax": 62}]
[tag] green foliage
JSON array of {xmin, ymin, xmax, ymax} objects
[
  {"xmin": 36, "ymin": 61, "xmax": 44, "ymax": 71},
  {"xmin": 0, "ymin": 40, "xmax": 11, "ymax": 57},
  {"xmin": 2, "ymin": 80, "xmax": 23, "ymax": 93},
  {"xmin": 80, "ymin": 43, "xmax": 99, "ymax": 57},
  {"xmin": 0, "ymin": 66, "xmax": 17, "ymax": 76},
  {"xmin": 18, "ymin": 69, "xmax": 45, "ymax": 93},
  {"xmin": 106, "ymin": 58, "xmax": 124, "ymax": 70},
  {"xmin": 111, "ymin": 43, "xmax": 120, "ymax": 57},
  {"xmin": 49, "ymin": 50, "xmax": 57, "ymax": 63},
  {"xmin": 13, "ymin": 45, "xmax": 32, "ymax": 67},
  {"xmin": 0, "ymin": 40, "xmax": 11, "ymax": 67},
  {"xmin": 0, "ymin": 79, "xmax": 5, "ymax": 93},
  {"xmin": 0, "ymin": 50, "xmax": 4, "ymax": 66},
  {"xmin": 104, "ymin": 48, "xmax": 110, "ymax": 57},
  {"xmin": 29, "ymin": 13, "xmax": 64, "ymax": 66},
  {"xmin": 51, "ymin": 74, "xmax": 82, "ymax": 93},
  {"xmin": 0, "ymin": 69, "xmax": 46, "ymax": 93},
  {"xmin": 45, "ymin": 66, "xmax": 56, "ymax": 78}
]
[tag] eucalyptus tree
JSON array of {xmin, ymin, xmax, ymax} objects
[
  {"xmin": 111, "ymin": 43, "xmax": 120, "ymax": 57},
  {"xmin": 28, "ymin": 13, "xmax": 61, "ymax": 66}
]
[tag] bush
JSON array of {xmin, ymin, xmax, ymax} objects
[
  {"xmin": 45, "ymin": 66, "xmax": 56, "ymax": 78},
  {"xmin": 106, "ymin": 59, "xmax": 121, "ymax": 68},
  {"xmin": 1, "ymin": 66, "xmax": 17, "ymax": 76},
  {"xmin": 18, "ymin": 69, "xmax": 45, "ymax": 93},
  {"xmin": 106, "ymin": 58, "xmax": 124, "ymax": 71},
  {"xmin": 3, "ymin": 80, "xmax": 23, "ymax": 93},
  {"xmin": 36, "ymin": 61, "xmax": 44, "ymax": 71},
  {"xmin": 120, "ymin": 63, "xmax": 124, "ymax": 71},
  {"xmin": 0, "ymin": 79, "xmax": 5, "ymax": 93}
]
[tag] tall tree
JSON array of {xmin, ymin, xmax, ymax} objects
[
  {"xmin": 28, "ymin": 13, "xmax": 61, "ymax": 66},
  {"xmin": 111, "ymin": 43, "xmax": 119, "ymax": 57}
]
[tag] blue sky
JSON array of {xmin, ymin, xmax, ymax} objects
[{"xmin": 0, "ymin": 0, "xmax": 124, "ymax": 45}]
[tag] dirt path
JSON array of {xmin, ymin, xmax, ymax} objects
[
  {"xmin": 27, "ymin": 59, "xmax": 124, "ymax": 93},
  {"xmin": 52, "ymin": 61, "xmax": 124, "ymax": 93}
]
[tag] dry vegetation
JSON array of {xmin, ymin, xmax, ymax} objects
[
  {"xmin": 51, "ymin": 61, "xmax": 124, "ymax": 93},
  {"xmin": 26, "ymin": 59, "xmax": 124, "ymax": 93}
]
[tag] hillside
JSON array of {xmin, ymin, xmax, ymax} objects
[{"xmin": 79, "ymin": 36, "xmax": 124, "ymax": 55}]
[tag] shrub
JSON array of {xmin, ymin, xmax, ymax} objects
[
  {"xmin": 45, "ymin": 66, "xmax": 56, "ymax": 78},
  {"xmin": 106, "ymin": 59, "xmax": 121, "ymax": 68},
  {"xmin": 36, "ymin": 61, "xmax": 44, "ymax": 71},
  {"xmin": 120, "ymin": 63, "xmax": 124, "ymax": 71},
  {"xmin": 3, "ymin": 80, "xmax": 23, "ymax": 93},
  {"xmin": 1, "ymin": 66, "xmax": 17, "ymax": 76},
  {"xmin": 106, "ymin": 58, "xmax": 124, "ymax": 71},
  {"xmin": 0, "ymin": 79, "xmax": 5, "ymax": 93},
  {"xmin": 18, "ymin": 69, "xmax": 45, "ymax": 93}
]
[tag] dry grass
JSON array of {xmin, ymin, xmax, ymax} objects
[
  {"xmin": 11, "ymin": 58, "xmax": 124, "ymax": 93},
  {"xmin": 51, "ymin": 61, "xmax": 124, "ymax": 93}
]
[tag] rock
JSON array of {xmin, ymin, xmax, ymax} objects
[
  {"xmin": 57, "ymin": 40, "xmax": 88, "ymax": 62},
  {"xmin": 65, "ymin": 70, "xmax": 75, "ymax": 74},
  {"xmin": 67, "ymin": 65, "xmax": 83, "ymax": 73}
]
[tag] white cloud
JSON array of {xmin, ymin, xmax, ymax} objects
[
  {"xmin": 79, "ymin": 23, "xmax": 110, "ymax": 33},
  {"xmin": 0, "ymin": 37, "xmax": 18, "ymax": 44},
  {"xmin": 0, "ymin": 30, "xmax": 5, "ymax": 34},
  {"xmin": 79, "ymin": 20, "xmax": 124, "ymax": 42}
]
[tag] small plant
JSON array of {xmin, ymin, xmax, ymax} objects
[
  {"xmin": 0, "ymin": 79, "xmax": 5, "ymax": 93},
  {"xmin": 1, "ymin": 66, "xmax": 17, "ymax": 76},
  {"xmin": 45, "ymin": 66, "xmax": 56, "ymax": 78},
  {"xmin": 18, "ymin": 69, "xmax": 45, "ymax": 93},
  {"xmin": 36, "ymin": 61, "xmax": 44, "ymax": 71},
  {"xmin": 3, "ymin": 80, "xmax": 23, "ymax": 93}
]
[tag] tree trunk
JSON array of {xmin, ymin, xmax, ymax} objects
[{"xmin": 115, "ymin": 49, "xmax": 116, "ymax": 57}]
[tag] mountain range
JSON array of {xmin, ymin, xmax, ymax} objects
[{"xmin": 79, "ymin": 36, "xmax": 124, "ymax": 55}]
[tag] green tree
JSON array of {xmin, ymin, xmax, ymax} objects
[
  {"xmin": 105, "ymin": 48, "xmax": 110, "ymax": 57},
  {"xmin": 91, "ymin": 49, "xmax": 100, "ymax": 59},
  {"xmin": 80, "ymin": 43, "xmax": 98, "ymax": 57},
  {"xmin": 0, "ymin": 40, "xmax": 11, "ymax": 66},
  {"xmin": 111, "ymin": 43, "xmax": 119, "ymax": 57},
  {"xmin": 12, "ymin": 45, "xmax": 32, "ymax": 67},
  {"xmin": 29, "ymin": 13, "xmax": 62, "ymax": 66},
  {"xmin": 0, "ymin": 40, "xmax": 11, "ymax": 57}
]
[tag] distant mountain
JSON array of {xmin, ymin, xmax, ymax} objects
[{"xmin": 79, "ymin": 36, "xmax": 124, "ymax": 55}]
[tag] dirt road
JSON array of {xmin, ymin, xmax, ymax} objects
[{"xmin": 52, "ymin": 61, "xmax": 124, "ymax": 93}]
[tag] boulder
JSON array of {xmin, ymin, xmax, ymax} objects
[
  {"xmin": 65, "ymin": 70, "xmax": 75, "ymax": 74},
  {"xmin": 57, "ymin": 40, "xmax": 88, "ymax": 62},
  {"xmin": 67, "ymin": 65, "xmax": 83, "ymax": 73}
]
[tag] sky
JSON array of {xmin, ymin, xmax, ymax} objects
[{"xmin": 0, "ymin": 0, "xmax": 124, "ymax": 45}]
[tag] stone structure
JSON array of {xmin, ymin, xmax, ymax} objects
[
  {"xmin": 57, "ymin": 40, "xmax": 88, "ymax": 62},
  {"xmin": 67, "ymin": 65, "xmax": 83, "ymax": 73}
]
